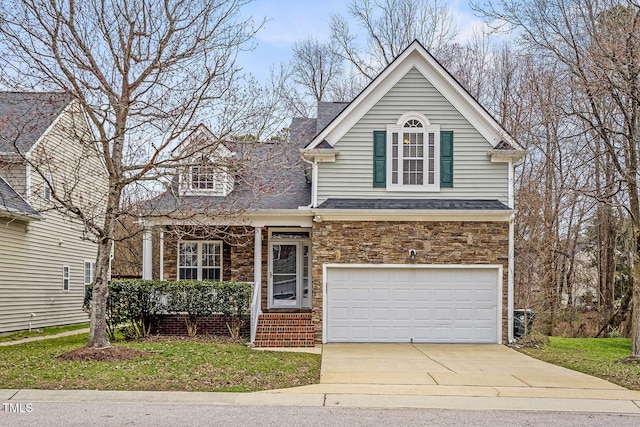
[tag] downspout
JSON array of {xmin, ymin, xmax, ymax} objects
[
  {"xmin": 301, "ymin": 156, "xmax": 318, "ymax": 208},
  {"xmin": 508, "ymin": 160, "xmax": 515, "ymax": 343}
]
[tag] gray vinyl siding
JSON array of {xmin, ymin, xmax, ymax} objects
[
  {"xmin": 0, "ymin": 104, "xmax": 106, "ymax": 333},
  {"xmin": 316, "ymin": 67, "xmax": 509, "ymax": 205}
]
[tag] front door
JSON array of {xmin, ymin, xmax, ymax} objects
[{"xmin": 269, "ymin": 240, "xmax": 311, "ymax": 308}]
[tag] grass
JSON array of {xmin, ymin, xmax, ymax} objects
[
  {"xmin": 517, "ymin": 337, "xmax": 640, "ymax": 390},
  {"xmin": 0, "ymin": 323, "xmax": 89, "ymax": 343},
  {"xmin": 0, "ymin": 333, "xmax": 321, "ymax": 392}
]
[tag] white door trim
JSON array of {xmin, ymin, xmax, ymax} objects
[{"xmin": 322, "ymin": 263, "xmax": 504, "ymax": 344}]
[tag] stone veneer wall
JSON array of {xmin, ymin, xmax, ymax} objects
[{"xmin": 311, "ymin": 220, "xmax": 510, "ymax": 343}]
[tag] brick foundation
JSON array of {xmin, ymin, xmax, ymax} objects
[
  {"xmin": 152, "ymin": 313, "xmax": 249, "ymax": 338},
  {"xmin": 254, "ymin": 313, "xmax": 315, "ymax": 347}
]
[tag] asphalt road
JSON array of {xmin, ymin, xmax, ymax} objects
[{"xmin": 2, "ymin": 402, "xmax": 640, "ymax": 427}]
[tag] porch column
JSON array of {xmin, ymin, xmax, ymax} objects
[
  {"xmin": 254, "ymin": 227, "xmax": 262, "ymax": 299},
  {"xmin": 142, "ymin": 227, "xmax": 153, "ymax": 280},
  {"xmin": 159, "ymin": 230, "xmax": 164, "ymax": 281}
]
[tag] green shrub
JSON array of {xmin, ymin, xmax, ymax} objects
[
  {"xmin": 215, "ymin": 281, "xmax": 252, "ymax": 339},
  {"xmin": 84, "ymin": 279, "xmax": 252, "ymax": 339}
]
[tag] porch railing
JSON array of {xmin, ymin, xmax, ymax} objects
[{"xmin": 250, "ymin": 281, "xmax": 261, "ymax": 343}]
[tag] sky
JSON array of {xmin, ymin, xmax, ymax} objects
[{"xmin": 236, "ymin": 0, "xmax": 488, "ymax": 82}]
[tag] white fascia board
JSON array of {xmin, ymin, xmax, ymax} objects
[
  {"xmin": 300, "ymin": 148, "xmax": 338, "ymax": 162},
  {"xmin": 489, "ymin": 150, "xmax": 526, "ymax": 163},
  {"xmin": 144, "ymin": 209, "xmax": 313, "ymax": 228},
  {"xmin": 311, "ymin": 209, "xmax": 513, "ymax": 222},
  {"xmin": 0, "ymin": 209, "xmax": 42, "ymax": 222},
  {"xmin": 309, "ymin": 41, "xmax": 521, "ymax": 151}
]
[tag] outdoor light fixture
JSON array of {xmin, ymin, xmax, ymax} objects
[{"xmin": 409, "ymin": 249, "xmax": 416, "ymax": 260}]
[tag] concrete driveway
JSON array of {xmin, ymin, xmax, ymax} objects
[
  {"xmin": 271, "ymin": 342, "xmax": 640, "ymax": 405},
  {"xmin": 319, "ymin": 343, "xmax": 623, "ymax": 390}
]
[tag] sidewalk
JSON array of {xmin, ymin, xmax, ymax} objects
[
  {"xmin": 2, "ymin": 387, "xmax": 640, "ymax": 414},
  {"xmin": 0, "ymin": 328, "xmax": 90, "ymax": 347}
]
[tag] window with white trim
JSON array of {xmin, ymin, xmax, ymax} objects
[
  {"xmin": 178, "ymin": 241, "xmax": 222, "ymax": 281},
  {"xmin": 62, "ymin": 265, "xmax": 70, "ymax": 291},
  {"xmin": 190, "ymin": 165, "xmax": 217, "ymax": 190},
  {"xmin": 43, "ymin": 172, "xmax": 52, "ymax": 200},
  {"xmin": 387, "ymin": 113, "xmax": 440, "ymax": 191},
  {"xmin": 84, "ymin": 260, "xmax": 96, "ymax": 294}
]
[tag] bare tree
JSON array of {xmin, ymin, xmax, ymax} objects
[
  {"xmin": 291, "ymin": 38, "xmax": 343, "ymax": 103},
  {"xmin": 330, "ymin": 0, "xmax": 459, "ymax": 80},
  {"xmin": 0, "ymin": 0, "xmax": 266, "ymax": 349},
  {"xmin": 476, "ymin": 0, "xmax": 640, "ymax": 356}
]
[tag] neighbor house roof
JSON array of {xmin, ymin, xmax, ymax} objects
[
  {"xmin": 0, "ymin": 92, "xmax": 73, "ymax": 154},
  {"xmin": 0, "ymin": 175, "xmax": 41, "ymax": 220},
  {"xmin": 146, "ymin": 139, "xmax": 311, "ymax": 215}
]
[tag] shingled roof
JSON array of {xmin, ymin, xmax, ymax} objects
[
  {"xmin": 0, "ymin": 176, "xmax": 41, "ymax": 220},
  {"xmin": 316, "ymin": 198, "xmax": 510, "ymax": 210},
  {"xmin": 0, "ymin": 92, "xmax": 72, "ymax": 154},
  {"xmin": 146, "ymin": 139, "xmax": 311, "ymax": 215},
  {"xmin": 289, "ymin": 102, "xmax": 349, "ymax": 149}
]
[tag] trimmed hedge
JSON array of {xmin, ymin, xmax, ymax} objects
[{"xmin": 84, "ymin": 280, "xmax": 252, "ymax": 339}]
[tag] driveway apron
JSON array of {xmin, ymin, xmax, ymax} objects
[{"xmin": 320, "ymin": 343, "xmax": 625, "ymax": 390}]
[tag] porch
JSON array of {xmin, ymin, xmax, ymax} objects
[{"xmin": 139, "ymin": 224, "xmax": 315, "ymax": 347}]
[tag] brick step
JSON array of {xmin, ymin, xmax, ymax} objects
[{"xmin": 254, "ymin": 313, "xmax": 315, "ymax": 347}]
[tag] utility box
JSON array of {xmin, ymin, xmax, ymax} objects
[{"xmin": 513, "ymin": 309, "xmax": 535, "ymax": 340}]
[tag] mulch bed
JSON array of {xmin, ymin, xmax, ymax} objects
[
  {"xmin": 56, "ymin": 346, "xmax": 150, "ymax": 362},
  {"xmin": 142, "ymin": 334, "xmax": 246, "ymax": 344}
]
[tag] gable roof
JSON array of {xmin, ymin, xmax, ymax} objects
[
  {"xmin": 0, "ymin": 92, "xmax": 72, "ymax": 155},
  {"xmin": 147, "ymin": 139, "xmax": 310, "ymax": 215},
  {"xmin": 0, "ymin": 175, "xmax": 41, "ymax": 221},
  {"xmin": 306, "ymin": 40, "xmax": 523, "ymax": 152}
]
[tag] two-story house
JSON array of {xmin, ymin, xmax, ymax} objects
[
  {"xmin": 141, "ymin": 41, "xmax": 525, "ymax": 346},
  {"xmin": 0, "ymin": 92, "xmax": 107, "ymax": 333}
]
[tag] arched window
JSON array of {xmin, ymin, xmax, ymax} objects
[{"xmin": 387, "ymin": 112, "xmax": 440, "ymax": 190}]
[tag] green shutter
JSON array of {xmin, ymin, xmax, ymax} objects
[
  {"xmin": 440, "ymin": 131, "xmax": 453, "ymax": 188},
  {"xmin": 373, "ymin": 130, "xmax": 386, "ymax": 187}
]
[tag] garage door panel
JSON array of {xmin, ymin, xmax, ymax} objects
[
  {"xmin": 371, "ymin": 307, "xmax": 390, "ymax": 320},
  {"xmin": 327, "ymin": 266, "xmax": 499, "ymax": 343},
  {"xmin": 372, "ymin": 289, "xmax": 390, "ymax": 301}
]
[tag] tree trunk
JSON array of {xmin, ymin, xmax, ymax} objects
[
  {"xmin": 632, "ymin": 252, "xmax": 640, "ymax": 357},
  {"xmin": 87, "ymin": 239, "xmax": 112, "ymax": 349},
  {"xmin": 87, "ymin": 185, "xmax": 121, "ymax": 349}
]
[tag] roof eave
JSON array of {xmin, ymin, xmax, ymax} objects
[
  {"xmin": 0, "ymin": 209, "xmax": 42, "ymax": 222},
  {"xmin": 300, "ymin": 148, "xmax": 339, "ymax": 162},
  {"xmin": 489, "ymin": 149, "xmax": 527, "ymax": 163},
  {"xmin": 310, "ymin": 208, "xmax": 513, "ymax": 222}
]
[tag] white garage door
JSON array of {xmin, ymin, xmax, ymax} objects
[{"xmin": 326, "ymin": 266, "xmax": 500, "ymax": 343}]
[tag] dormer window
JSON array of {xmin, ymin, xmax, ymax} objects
[
  {"xmin": 181, "ymin": 152, "xmax": 233, "ymax": 197},
  {"xmin": 191, "ymin": 164, "xmax": 217, "ymax": 191}
]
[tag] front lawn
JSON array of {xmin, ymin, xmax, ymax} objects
[
  {"xmin": 517, "ymin": 337, "xmax": 640, "ymax": 390},
  {"xmin": 0, "ymin": 334, "xmax": 320, "ymax": 392}
]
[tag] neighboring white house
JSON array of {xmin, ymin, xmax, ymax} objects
[{"xmin": 0, "ymin": 92, "xmax": 107, "ymax": 333}]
